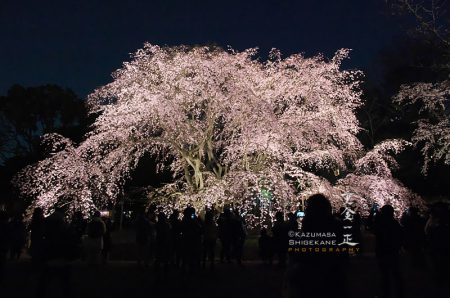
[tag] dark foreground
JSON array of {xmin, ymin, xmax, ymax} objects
[{"xmin": 1, "ymin": 255, "xmax": 449, "ymax": 298}]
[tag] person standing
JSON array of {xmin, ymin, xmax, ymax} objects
[
  {"xmin": 9, "ymin": 214, "xmax": 26, "ymax": 260},
  {"xmin": 101, "ymin": 215, "xmax": 113, "ymax": 264},
  {"xmin": 231, "ymin": 210, "xmax": 246, "ymax": 265},
  {"xmin": 0, "ymin": 210, "xmax": 9, "ymax": 283},
  {"xmin": 155, "ymin": 212, "xmax": 171, "ymax": 273},
  {"xmin": 286, "ymin": 212, "xmax": 299, "ymax": 232},
  {"xmin": 36, "ymin": 207, "xmax": 72, "ymax": 298},
  {"xmin": 272, "ymin": 211, "xmax": 288, "ymax": 267},
  {"xmin": 69, "ymin": 211, "xmax": 87, "ymax": 260},
  {"xmin": 202, "ymin": 210, "xmax": 218, "ymax": 269},
  {"xmin": 425, "ymin": 202, "xmax": 450, "ymax": 287},
  {"xmin": 401, "ymin": 207, "xmax": 426, "ymax": 269},
  {"xmin": 147, "ymin": 205, "xmax": 157, "ymax": 266},
  {"xmin": 181, "ymin": 207, "xmax": 202, "ymax": 272},
  {"xmin": 258, "ymin": 227, "xmax": 273, "ymax": 265},
  {"xmin": 374, "ymin": 205, "xmax": 404, "ymax": 298},
  {"xmin": 284, "ymin": 194, "xmax": 346, "ymax": 298},
  {"xmin": 218, "ymin": 208, "xmax": 233, "ymax": 263},
  {"xmin": 169, "ymin": 210, "xmax": 182, "ymax": 267},
  {"xmin": 84, "ymin": 211, "xmax": 106, "ymax": 266},
  {"xmin": 135, "ymin": 210, "xmax": 150, "ymax": 268},
  {"xmin": 29, "ymin": 208, "xmax": 46, "ymax": 267}
]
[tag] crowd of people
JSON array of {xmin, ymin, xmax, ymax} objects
[
  {"xmin": 0, "ymin": 195, "xmax": 449, "ymax": 297},
  {"xmin": 134, "ymin": 204, "xmax": 246, "ymax": 272},
  {"xmin": 0, "ymin": 207, "xmax": 113, "ymax": 297}
]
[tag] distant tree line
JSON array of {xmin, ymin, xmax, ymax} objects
[{"xmin": 0, "ymin": 85, "xmax": 88, "ymax": 210}]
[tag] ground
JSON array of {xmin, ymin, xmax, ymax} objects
[{"xmin": 1, "ymin": 230, "xmax": 449, "ymax": 298}]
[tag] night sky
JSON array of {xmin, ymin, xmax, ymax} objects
[{"xmin": 1, "ymin": 0, "xmax": 405, "ymax": 98}]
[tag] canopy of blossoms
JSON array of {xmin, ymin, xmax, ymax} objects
[
  {"xmin": 395, "ymin": 79, "xmax": 450, "ymax": 174},
  {"xmin": 14, "ymin": 44, "xmax": 424, "ymax": 222}
]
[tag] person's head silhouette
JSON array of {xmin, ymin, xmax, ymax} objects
[
  {"xmin": 260, "ymin": 227, "xmax": 267, "ymax": 236},
  {"xmin": 183, "ymin": 206, "xmax": 195, "ymax": 219},
  {"xmin": 205, "ymin": 210, "xmax": 214, "ymax": 223},
  {"xmin": 170, "ymin": 209, "xmax": 179, "ymax": 219},
  {"xmin": 287, "ymin": 212, "xmax": 296, "ymax": 222},
  {"xmin": 32, "ymin": 207, "xmax": 44, "ymax": 220},
  {"xmin": 305, "ymin": 194, "xmax": 332, "ymax": 219},
  {"xmin": 158, "ymin": 212, "xmax": 167, "ymax": 223},
  {"xmin": 380, "ymin": 205, "xmax": 395, "ymax": 219},
  {"xmin": 275, "ymin": 211, "xmax": 284, "ymax": 222}
]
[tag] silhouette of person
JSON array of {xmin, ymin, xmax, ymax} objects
[
  {"xmin": 85, "ymin": 211, "xmax": 106, "ymax": 266},
  {"xmin": 374, "ymin": 204, "xmax": 404, "ymax": 298},
  {"xmin": 231, "ymin": 209, "xmax": 246, "ymax": 265},
  {"xmin": 169, "ymin": 209, "xmax": 182, "ymax": 267},
  {"xmin": 401, "ymin": 206, "xmax": 426, "ymax": 269},
  {"xmin": 202, "ymin": 210, "xmax": 218, "ymax": 269},
  {"xmin": 367, "ymin": 203, "xmax": 379, "ymax": 231},
  {"xmin": 155, "ymin": 212, "xmax": 171, "ymax": 273},
  {"xmin": 0, "ymin": 210, "xmax": 9, "ymax": 283},
  {"xmin": 425, "ymin": 202, "xmax": 450, "ymax": 287},
  {"xmin": 258, "ymin": 227, "xmax": 273, "ymax": 265},
  {"xmin": 8, "ymin": 214, "xmax": 26, "ymax": 260},
  {"xmin": 286, "ymin": 212, "xmax": 299, "ymax": 232},
  {"xmin": 181, "ymin": 206, "xmax": 202, "ymax": 272},
  {"xmin": 135, "ymin": 209, "xmax": 150, "ymax": 268},
  {"xmin": 101, "ymin": 215, "xmax": 113, "ymax": 264},
  {"xmin": 284, "ymin": 194, "xmax": 346, "ymax": 298},
  {"xmin": 272, "ymin": 211, "xmax": 288, "ymax": 267},
  {"xmin": 218, "ymin": 208, "xmax": 233, "ymax": 263},
  {"xmin": 29, "ymin": 208, "xmax": 46, "ymax": 268},
  {"xmin": 69, "ymin": 211, "xmax": 86, "ymax": 251},
  {"xmin": 147, "ymin": 204, "xmax": 158, "ymax": 266},
  {"xmin": 35, "ymin": 206, "xmax": 73, "ymax": 298}
]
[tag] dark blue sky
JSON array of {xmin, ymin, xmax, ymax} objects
[{"xmin": 1, "ymin": 0, "xmax": 405, "ymax": 98}]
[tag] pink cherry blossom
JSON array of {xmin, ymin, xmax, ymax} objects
[{"xmin": 14, "ymin": 44, "xmax": 423, "ymax": 222}]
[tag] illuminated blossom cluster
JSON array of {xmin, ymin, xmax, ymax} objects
[
  {"xmin": 15, "ymin": 44, "xmax": 423, "ymax": 222},
  {"xmin": 335, "ymin": 140, "xmax": 425, "ymax": 217},
  {"xmin": 394, "ymin": 79, "xmax": 450, "ymax": 174},
  {"xmin": 353, "ymin": 139, "xmax": 410, "ymax": 177}
]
